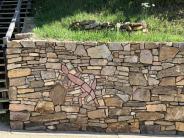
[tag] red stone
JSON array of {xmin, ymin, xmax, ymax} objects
[
  {"xmin": 68, "ymin": 74, "xmax": 84, "ymax": 86},
  {"xmin": 82, "ymin": 83, "xmax": 91, "ymax": 93},
  {"xmin": 61, "ymin": 65, "xmax": 69, "ymax": 74}
]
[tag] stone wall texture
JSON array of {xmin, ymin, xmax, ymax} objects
[{"xmin": 7, "ymin": 39, "xmax": 184, "ymax": 135}]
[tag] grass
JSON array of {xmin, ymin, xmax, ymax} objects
[{"xmin": 33, "ymin": 0, "xmax": 184, "ymax": 42}]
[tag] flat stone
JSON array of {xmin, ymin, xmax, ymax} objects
[
  {"xmin": 9, "ymin": 87, "xmax": 17, "ymax": 100},
  {"xmin": 7, "ymin": 63, "xmax": 21, "ymax": 70},
  {"xmin": 10, "ymin": 112, "xmax": 30, "ymax": 121},
  {"xmin": 46, "ymin": 63, "xmax": 61, "ymax": 69},
  {"xmin": 176, "ymin": 122, "xmax": 184, "ymax": 132},
  {"xmin": 160, "ymin": 77, "xmax": 175, "ymax": 86},
  {"xmin": 90, "ymin": 59, "xmax": 108, "ymax": 65},
  {"xmin": 129, "ymin": 73, "xmax": 147, "ymax": 86},
  {"xmin": 30, "ymin": 80, "xmax": 44, "ymax": 88},
  {"xmin": 104, "ymin": 97, "xmax": 123, "ymax": 107},
  {"xmin": 136, "ymin": 112, "xmax": 164, "ymax": 121},
  {"xmin": 7, "ymin": 48, "xmax": 21, "ymax": 54},
  {"xmin": 158, "ymin": 65, "xmax": 184, "ymax": 79},
  {"xmin": 10, "ymin": 121, "xmax": 23, "ymax": 130},
  {"xmin": 140, "ymin": 50, "xmax": 153, "ymax": 64},
  {"xmin": 7, "ymin": 40, "xmax": 22, "ymax": 47},
  {"xmin": 9, "ymin": 77, "xmax": 26, "ymax": 86},
  {"xmin": 41, "ymin": 71, "xmax": 56, "ymax": 80},
  {"xmin": 124, "ymin": 56, "xmax": 138, "ymax": 63},
  {"xmin": 101, "ymin": 66, "xmax": 116, "ymax": 76},
  {"xmin": 145, "ymin": 43, "xmax": 159, "ymax": 49},
  {"xmin": 57, "ymin": 123, "xmax": 80, "ymax": 131},
  {"xmin": 30, "ymin": 112, "xmax": 66, "ymax": 122},
  {"xmin": 146, "ymin": 104, "xmax": 166, "ymax": 112},
  {"xmin": 61, "ymin": 106, "xmax": 80, "ymax": 112},
  {"xmin": 25, "ymin": 122, "xmax": 46, "ymax": 131},
  {"xmin": 118, "ymin": 116, "xmax": 133, "ymax": 121},
  {"xmin": 109, "ymin": 107, "xmax": 131, "ymax": 116},
  {"xmin": 8, "ymin": 57, "xmax": 22, "ymax": 64},
  {"xmin": 162, "ymin": 63, "xmax": 175, "ymax": 69},
  {"xmin": 108, "ymin": 42, "xmax": 123, "ymax": 50},
  {"xmin": 88, "ymin": 109, "xmax": 106, "ymax": 119},
  {"xmin": 87, "ymin": 44, "xmax": 112, "ymax": 60},
  {"xmin": 47, "ymin": 52, "xmax": 57, "ymax": 58},
  {"xmin": 148, "ymin": 78, "xmax": 159, "ymax": 86},
  {"xmin": 152, "ymin": 86, "xmax": 177, "ymax": 94},
  {"xmin": 64, "ymin": 41, "xmax": 76, "ymax": 51},
  {"xmin": 159, "ymin": 46, "xmax": 179, "ymax": 61},
  {"xmin": 140, "ymin": 125, "xmax": 161, "ymax": 134},
  {"xmin": 20, "ymin": 40, "xmax": 35, "ymax": 47},
  {"xmin": 116, "ymin": 94, "xmax": 130, "ymax": 102},
  {"xmin": 165, "ymin": 107, "xmax": 184, "ymax": 121},
  {"xmin": 8, "ymin": 68, "xmax": 31, "ymax": 78},
  {"xmin": 50, "ymin": 84, "xmax": 67, "ymax": 105},
  {"xmin": 74, "ymin": 45, "xmax": 87, "ymax": 56},
  {"xmin": 17, "ymin": 88, "xmax": 34, "ymax": 94},
  {"xmin": 18, "ymin": 92, "xmax": 42, "ymax": 99},
  {"xmin": 35, "ymin": 101, "xmax": 54, "ymax": 113},
  {"xmin": 9, "ymin": 104, "xmax": 34, "ymax": 112},
  {"xmin": 133, "ymin": 88, "xmax": 150, "ymax": 101}
]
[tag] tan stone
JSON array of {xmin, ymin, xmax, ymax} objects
[
  {"xmin": 8, "ymin": 68, "xmax": 31, "ymax": 78},
  {"xmin": 50, "ymin": 84, "xmax": 67, "ymax": 105},
  {"xmin": 9, "ymin": 104, "xmax": 34, "ymax": 112},
  {"xmin": 18, "ymin": 88, "xmax": 34, "ymax": 94},
  {"xmin": 35, "ymin": 101, "xmax": 54, "ymax": 113},
  {"xmin": 160, "ymin": 77, "xmax": 175, "ymax": 86},
  {"xmin": 176, "ymin": 79, "xmax": 184, "ymax": 86},
  {"xmin": 146, "ymin": 104, "xmax": 166, "ymax": 112},
  {"xmin": 109, "ymin": 107, "xmax": 131, "ymax": 116},
  {"xmin": 176, "ymin": 122, "xmax": 184, "ymax": 131},
  {"xmin": 30, "ymin": 112, "xmax": 67, "ymax": 122},
  {"xmin": 46, "ymin": 63, "xmax": 61, "ymax": 69},
  {"xmin": 159, "ymin": 46, "xmax": 179, "ymax": 61},
  {"xmin": 165, "ymin": 107, "xmax": 184, "ymax": 121},
  {"xmin": 61, "ymin": 106, "xmax": 80, "ymax": 113},
  {"xmin": 7, "ymin": 40, "xmax": 22, "ymax": 47},
  {"xmin": 104, "ymin": 97, "xmax": 123, "ymax": 107},
  {"xmin": 88, "ymin": 109, "xmax": 106, "ymax": 119},
  {"xmin": 140, "ymin": 50, "xmax": 153, "ymax": 64},
  {"xmin": 9, "ymin": 77, "xmax": 25, "ymax": 86},
  {"xmin": 133, "ymin": 88, "xmax": 150, "ymax": 101},
  {"xmin": 136, "ymin": 112, "xmax": 164, "ymax": 121},
  {"xmin": 129, "ymin": 73, "xmax": 147, "ymax": 86}
]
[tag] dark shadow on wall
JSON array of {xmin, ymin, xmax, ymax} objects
[{"xmin": 32, "ymin": 0, "xmax": 184, "ymax": 27}]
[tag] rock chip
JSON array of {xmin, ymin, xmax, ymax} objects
[
  {"xmin": 87, "ymin": 44, "xmax": 112, "ymax": 60},
  {"xmin": 50, "ymin": 84, "xmax": 67, "ymax": 105}
]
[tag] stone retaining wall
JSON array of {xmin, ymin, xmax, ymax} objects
[{"xmin": 7, "ymin": 39, "xmax": 184, "ymax": 135}]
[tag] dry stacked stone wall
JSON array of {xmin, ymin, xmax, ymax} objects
[{"xmin": 7, "ymin": 39, "xmax": 184, "ymax": 135}]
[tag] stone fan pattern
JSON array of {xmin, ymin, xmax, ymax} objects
[
  {"xmin": 6, "ymin": 38, "xmax": 184, "ymax": 135},
  {"xmin": 61, "ymin": 64, "xmax": 98, "ymax": 106}
]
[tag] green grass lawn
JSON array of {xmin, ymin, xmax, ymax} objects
[{"xmin": 33, "ymin": 0, "xmax": 184, "ymax": 42}]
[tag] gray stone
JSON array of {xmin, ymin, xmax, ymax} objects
[
  {"xmin": 101, "ymin": 66, "xmax": 116, "ymax": 76},
  {"xmin": 10, "ymin": 121, "xmax": 23, "ymax": 130},
  {"xmin": 57, "ymin": 123, "xmax": 80, "ymax": 131},
  {"xmin": 87, "ymin": 44, "xmax": 112, "ymax": 60},
  {"xmin": 140, "ymin": 50, "xmax": 153, "ymax": 64},
  {"xmin": 50, "ymin": 84, "xmax": 67, "ymax": 105},
  {"xmin": 129, "ymin": 73, "xmax": 147, "ymax": 86},
  {"xmin": 30, "ymin": 80, "xmax": 44, "ymax": 88},
  {"xmin": 133, "ymin": 88, "xmax": 150, "ymax": 101},
  {"xmin": 108, "ymin": 42, "xmax": 123, "ymax": 50},
  {"xmin": 116, "ymin": 94, "xmax": 130, "ymax": 102},
  {"xmin": 74, "ymin": 45, "xmax": 87, "ymax": 56},
  {"xmin": 41, "ymin": 71, "xmax": 56, "ymax": 80},
  {"xmin": 124, "ymin": 56, "xmax": 138, "ymax": 63},
  {"xmin": 90, "ymin": 59, "xmax": 108, "ymax": 65},
  {"xmin": 10, "ymin": 112, "xmax": 30, "ymax": 121},
  {"xmin": 20, "ymin": 40, "xmax": 35, "ymax": 47},
  {"xmin": 25, "ymin": 122, "xmax": 46, "ymax": 131},
  {"xmin": 140, "ymin": 125, "xmax": 161, "ymax": 134},
  {"xmin": 64, "ymin": 41, "xmax": 76, "ymax": 51},
  {"xmin": 158, "ymin": 65, "xmax": 184, "ymax": 78},
  {"xmin": 136, "ymin": 112, "xmax": 164, "ymax": 121},
  {"xmin": 152, "ymin": 86, "xmax": 177, "ymax": 94},
  {"xmin": 109, "ymin": 107, "xmax": 131, "ymax": 116}
]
